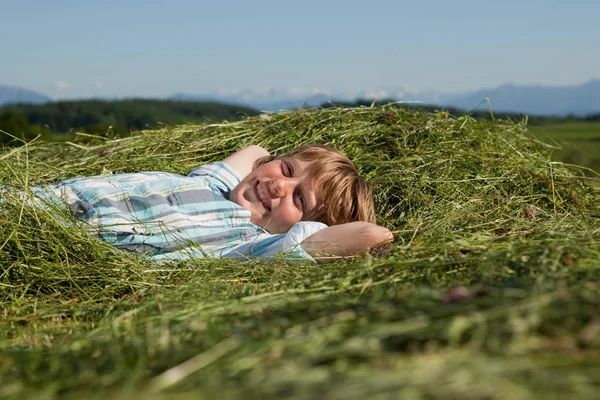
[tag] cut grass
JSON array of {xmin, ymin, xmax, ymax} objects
[{"xmin": 1, "ymin": 106, "xmax": 599, "ymax": 399}]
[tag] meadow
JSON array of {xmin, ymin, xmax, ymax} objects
[
  {"xmin": 529, "ymin": 121, "xmax": 600, "ymax": 174},
  {"xmin": 1, "ymin": 106, "xmax": 599, "ymax": 399}
]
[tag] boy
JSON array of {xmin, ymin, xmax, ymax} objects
[{"xmin": 31, "ymin": 144, "xmax": 393, "ymax": 263}]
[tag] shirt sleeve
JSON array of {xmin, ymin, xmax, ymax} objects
[
  {"xmin": 221, "ymin": 221, "xmax": 328, "ymax": 262},
  {"xmin": 187, "ymin": 161, "xmax": 242, "ymax": 196}
]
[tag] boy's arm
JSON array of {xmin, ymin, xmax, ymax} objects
[
  {"xmin": 301, "ymin": 222, "xmax": 393, "ymax": 263},
  {"xmin": 222, "ymin": 145, "xmax": 270, "ymax": 178}
]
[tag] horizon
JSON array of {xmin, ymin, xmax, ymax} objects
[
  {"xmin": 3, "ymin": 77, "xmax": 600, "ymax": 103},
  {"xmin": 3, "ymin": 0, "xmax": 600, "ymax": 100}
]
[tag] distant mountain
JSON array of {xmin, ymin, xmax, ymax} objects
[
  {"xmin": 170, "ymin": 90, "xmax": 332, "ymax": 111},
  {"xmin": 170, "ymin": 86, "xmax": 437, "ymax": 112},
  {"xmin": 4, "ymin": 79, "xmax": 599, "ymax": 116},
  {"xmin": 171, "ymin": 79, "xmax": 600, "ymax": 116},
  {"xmin": 442, "ymin": 79, "xmax": 600, "ymax": 116},
  {"xmin": 0, "ymin": 85, "xmax": 51, "ymax": 106}
]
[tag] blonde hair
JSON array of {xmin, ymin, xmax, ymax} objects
[{"xmin": 255, "ymin": 144, "xmax": 376, "ymax": 226}]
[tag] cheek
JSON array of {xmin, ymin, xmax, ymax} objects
[
  {"xmin": 231, "ymin": 186, "xmax": 245, "ymax": 207},
  {"xmin": 275, "ymin": 202, "xmax": 302, "ymax": 224}
]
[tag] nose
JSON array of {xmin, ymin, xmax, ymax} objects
[{"xmin": 270, "ymin": 178, "xmax": 295, "ymax": 198}]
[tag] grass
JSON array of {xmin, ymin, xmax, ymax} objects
[
  {"xmin": 1, "ymin": 106, "xmax": 599, "ymax": 399},
  {"xmin": 529, "ymin": 121, "xmax": 600, "ymax": 174}
]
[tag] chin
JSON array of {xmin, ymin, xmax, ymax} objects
[{"xmin": 251, "ymin": 218, "xmax": 277, "ymax": 234}]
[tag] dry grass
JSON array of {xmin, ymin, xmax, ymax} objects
[{"xmin": 1, "ymin": 105, "xmax": 599, "ymax": 399}]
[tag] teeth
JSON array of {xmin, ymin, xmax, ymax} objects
[{"xmin": 257, "ymin": 184, "xmax": 268, "ymax": 208}]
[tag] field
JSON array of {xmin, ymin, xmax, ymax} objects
[
  {"xmin": 529, "ymin": 121, "xmax": 600, "ymax": 174},
  {"xmin": 1, "ymin": 107, "xmax": 599, "ymax": 399}
]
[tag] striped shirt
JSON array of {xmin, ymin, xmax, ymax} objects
[{"xmin": 32, "ymin": 162, "xmax": 326, "ymax": 263}]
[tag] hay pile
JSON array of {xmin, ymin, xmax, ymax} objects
[{"xmin": 1, "ymin": 106, "xmax": 599, "ymax": 398}]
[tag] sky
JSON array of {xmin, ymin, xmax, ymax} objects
[{"xmin": 2, "ymin": 0, "xmax": 599, "ymax": 100}]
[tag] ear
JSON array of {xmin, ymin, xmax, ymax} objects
[{"xmin": 304, "ymin": 201, "xmax": 328, "ymax": 224}]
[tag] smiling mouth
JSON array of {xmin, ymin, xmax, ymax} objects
[{"xmin": 255, "ymin": 181, "xmax": 271, "ymax": 211}]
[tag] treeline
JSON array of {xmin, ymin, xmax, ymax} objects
[
  {"xmin": 321, "ymin": 99, "xmax": 600, "ymax": 125},
  {"xmin": 2, "ymin": 98, "xmax": 599, "ymax": 146},
  {"xmin": 0, "ymin": 99, "xmax": 259, "ymax": 145}
]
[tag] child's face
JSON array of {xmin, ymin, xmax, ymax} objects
[{"xmin": 229, "ymin": 157, "xmax": 322, "ymax": 234}]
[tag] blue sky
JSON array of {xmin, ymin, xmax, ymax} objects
[{"xmin": 3, "ymin": 0, "xmax": 599, "ymax": 99}]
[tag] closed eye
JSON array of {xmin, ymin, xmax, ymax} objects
[
  {"xmin": 296, "ymin": 190, "xmax": 305, "ymax": 212},
  {"xmin": 282, "ymin": 160, "xmax": 293, "ymax": 177},
  {"xmin": 284, "ymin": 160, "xmax": 305, "ymax": 211}
]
